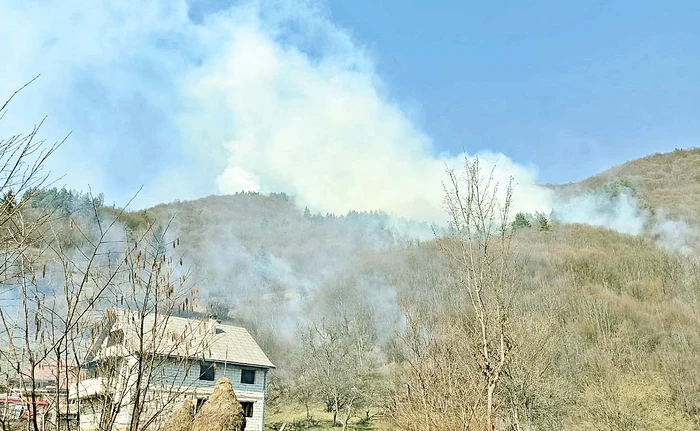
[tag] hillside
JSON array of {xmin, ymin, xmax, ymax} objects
[
  {"xmin": 553, "ymin": 147, "xmax": 700, "ymax": 223},
  {"xmin": 14, "ymin": 149, "xmax": 700, "ymax": 430},
  {"xmin": 110, "ymin": 192, "xmax": 434, "ymax": 359},
  {"xmin": 117, "ymin": 148, "xmax": 700, "ymax": 347}
]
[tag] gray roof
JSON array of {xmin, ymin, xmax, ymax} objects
[{"xmin": 101, "ymin": 308, "xmax": 275, "ymax": 369}]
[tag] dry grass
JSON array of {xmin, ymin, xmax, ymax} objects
[
  {"xmin": 265, "ymin": 404, "xmax": 387, "ymax": 430},
  {"xmin": 162, "ymin": 399, "xmax": 194, "ymax": 431},
  {"xmin": 192, "ymin": 378, "xmax": 245, "ymax": 431},
  {"xmin": 385, "ymin": 217, "xmax": 700, "ymax": 429}
]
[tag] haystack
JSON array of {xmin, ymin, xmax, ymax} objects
[
  {"xmin": 192, "ymin": 377, "xmax": 246, "ymax": 431},
  {"xmin": 162, "ymin": 399, "xmax": 195, "ymax": 431}
]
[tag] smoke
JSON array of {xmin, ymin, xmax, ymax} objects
[
  {"xmin": 650, "ymin": 213, "xmax": 695, "ymax": 254},
  {"xmin": 553, "ymin": 193, "xmax": 648, "ymax": 236},
  {"xmin": 0, "ymin": 0, "xmax": 552, "ymax": 224},
  {"xmin": 155, "ymin": 194, "xmax": 413, "ymax": 336},
  {"xmin": 181, "ymin": 6, "xmax": 554, "ymax": 223},
  {"xmin": 0, "ymin": 0, "xmax": 693, "ymax": 247},
  {"xmin": 552, "ymin": 190, "xmax": 695, "ymax": 253}
]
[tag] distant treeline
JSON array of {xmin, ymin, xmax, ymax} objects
[{"xmin": 26, "ymin": 187, "xmax": 105, "ymax": 216}]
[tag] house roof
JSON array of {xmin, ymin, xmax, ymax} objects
[{"xmin": 101, "ymin": 308, "xmax": 275, "ymax": 369}]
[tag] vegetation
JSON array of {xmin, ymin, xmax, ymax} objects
[
  {"xmin": 4, "ymin": 81, "xmax": 700, "ymax": 430},
  {"xmin": 553, "ymin": 147, "xmax": 700, "ymax": 223},
  {"xmin": 0, "ymin": 87, "xmax": 201, "ymax": 431},
  {"xmin": 265, "ymin": 404, "xmax": 383, "ymax": 430},
  {"xmin": 390, "ymin": 159, "xmax": 518, "ymax": 430},
  {"xmin": 97, "ymin": 151, "xmax": 700, "ymax": 430}
]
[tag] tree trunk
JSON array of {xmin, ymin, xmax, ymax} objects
[
  {"xmin": 342, "ymin": 400, "xmax": 353, "ymax": 431},
  {"xmin": 29, "ymin": 363, "xmax": 40, "ymax": 431},
  {"xmin": 332, "ymin": 396, "xmax": 339, "ymax": 427},
  {"xmin": 487, "ymin": 383, "xmax": 495, "ymax": 431}
]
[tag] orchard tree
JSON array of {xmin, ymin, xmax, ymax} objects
[{"xmin": 293, "ymin": 281, "xmax": 380, "ymax": 429}]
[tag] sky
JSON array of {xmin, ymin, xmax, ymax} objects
[
  {"xmin": 0, "ymin": 0, "xmax": 698, "ymax": 222},
  {"xmin": 328, "ymin": 1, "xmax": 700, "ymax": 182}
]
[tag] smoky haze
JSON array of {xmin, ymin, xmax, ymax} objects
[
  {"xmin": 0, "ymin": 0, "xmax": 693, "ymax": 248},
  {"xmin": 0, "ymin": 0, "xmax": 553, "ymax": 224}
]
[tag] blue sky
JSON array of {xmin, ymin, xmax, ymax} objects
[
  {"xmin": 0, "ymin": 0, "xmax": 698, "ymax": 219},
  {"xmin": 328, "ymin": 1, "xmax": 700, "ymax": 183}
]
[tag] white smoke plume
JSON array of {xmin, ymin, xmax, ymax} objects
[
  {"xmin": 182, "ymin": 11, "xmax": 553, "ymax": 223},
  {"xmin": 650, "ymin": 212, "xmax": 695, "ymax": 254},
  {"xmin": 0, "ymin": 0, "xmax": 552, "ymax": 224},
  {"xmin": 552, "ymin": 191, "xmax": 695, "ymax": 253},
  {"xmin": 553, "ymin": 193, "xmax": 648, "ymax": 236},
  {"xmin": 0, "ymin": 0, "xmax": 693, "ymax": 248}
]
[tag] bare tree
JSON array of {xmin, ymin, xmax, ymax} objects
[
  {"xmin": 441, "ymin": 157, "xmax": 516, "ymax": 430},
  {"xmin": 0, "ymin": 81, "xmax": 203, "ymax": 431},
  {"xmin": 292, "ymin": 281, "xmax": 380, "ymax": 429},
  {"xmin": 62, "ymin": 216, "xmax": 216, "ymax": 431},
  {"xmin": 390, "ymin": 157, "xmax": 517, "ymax": 431},
  {"xmin": 0, "ymin": 79, "xmax": 73, "ymax": 431}
]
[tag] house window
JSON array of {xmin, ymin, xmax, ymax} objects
[
  {"xmin": 240, "ymin": 401, "xmax": 254, "ymax": 418},
  {"xmin": 240, "ymin": 369, "xmax": 255, "ymax": 384},
  {"xmin": 195, "ymin": 398, "xmax": 206, "ymax": 413},
  {"xmin": 199, "ymin": 362, "xmax": 215, "ymax": 381}
]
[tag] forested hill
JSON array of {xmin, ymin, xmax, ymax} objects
[
  {"xmin": 27, "ymin": 148, "xmax": 700, "ymax": 340},
  {"xmin": 22, "ymin": 148, "xmax": 700, "ymax": 429},
  {"xmin": 26, "ymin": 189, "xmax": 437, "ymax": 343}
]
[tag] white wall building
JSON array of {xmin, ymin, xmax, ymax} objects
[{"xmin": 69, "ymin": 308, "xmax": 275, "ymax": 431}]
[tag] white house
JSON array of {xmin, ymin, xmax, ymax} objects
[{"xmin": 69, "ymin": 308, "xmax": 275, "ymax": 431}]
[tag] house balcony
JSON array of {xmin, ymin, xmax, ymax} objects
[{"xmin": 68, "ymin": 377, "xmax": 106, "ymax": 400}]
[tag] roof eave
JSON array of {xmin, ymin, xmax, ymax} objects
[{"xmin": 160, "ymin": 353, "xmax": 276, "ymax": 370}]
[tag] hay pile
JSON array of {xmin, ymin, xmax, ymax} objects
[
  {"xmin": 162, "ymin": 399, "xmax": 195, "ymax": 431},
  {"xmin": 192, "ymin": 377, "xmax": 246, "ymax": 431}
]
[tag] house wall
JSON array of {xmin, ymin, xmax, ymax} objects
[
  {"xmin": 153, "ymin": 359, "xmax": 269, "ymax": 431},
  {"xmin": 75, "ymin": 352, "xmax": 270, "ymax": 431},
  {"xmin": 76, "ymin": 357, "xmax": 135, "ymax": 431},
  {"xmin": 157, "ymin": 360, "xmax": 267, "ymax": 393}
]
